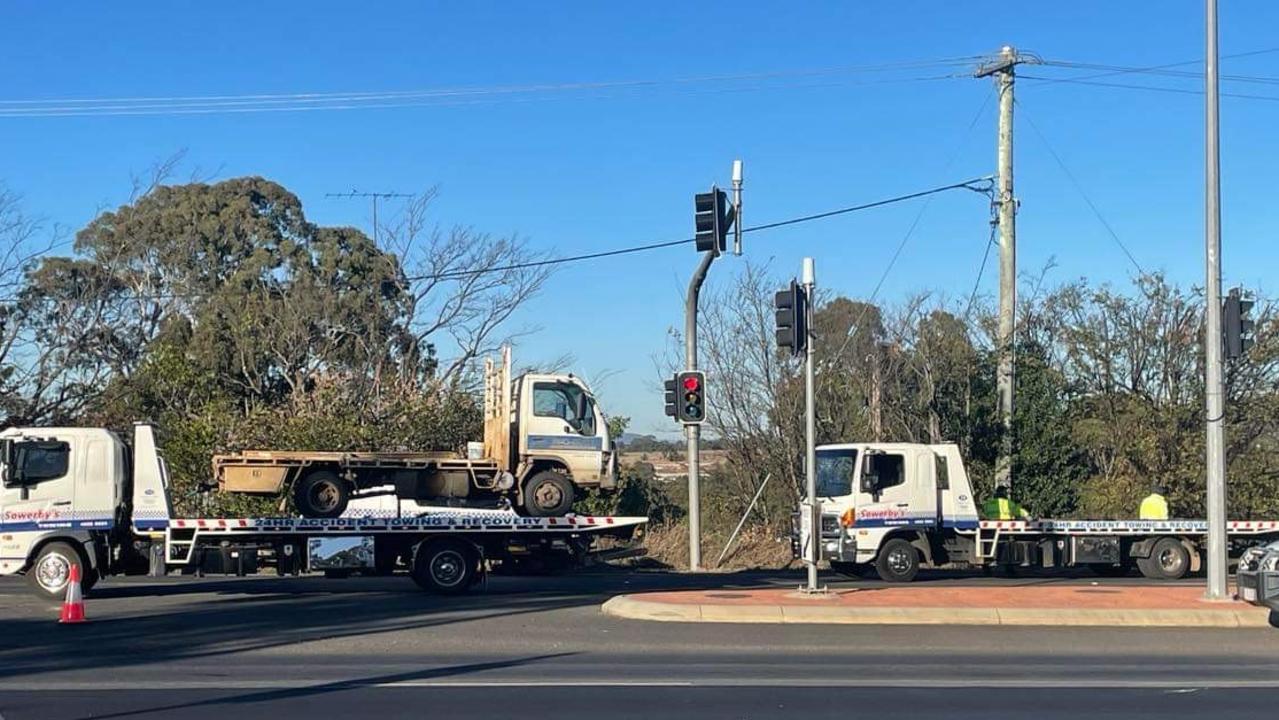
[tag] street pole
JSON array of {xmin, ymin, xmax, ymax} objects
[
  {"xmin": 977, "ymin": 45, "xmax": 1019, "ymax": 493},
  {"xmin": 684, "ymin": 251, "xmax": 714, "ymax": 572},
  {"xmin": 802, "ymin": 257, "xmax": 821, "ymax": 593},
  {"xmin": 1203, "ymin": 0, "xmax": 1229, "ymax": 601}
]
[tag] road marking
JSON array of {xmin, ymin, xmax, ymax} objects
[{"xmin": 4, "ymin": 678, "xmax": 1279, "ymax": 691}]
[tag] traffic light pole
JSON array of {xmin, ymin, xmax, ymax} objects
[
  {"xmin": 685, "ymin": 250, "xmax": 715, "ymax": 572},
  {"xmin": 802, "ymin": 258, "xmax": 822, "ymax": 593}
]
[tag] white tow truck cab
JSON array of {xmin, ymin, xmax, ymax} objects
[
  {"xmin": 1, "ymin": 423, "xmax": 645, "ymax": 600},
  {"xmin": 801, "ymin": 441, "xmax": 1279, "ymax": 582}
]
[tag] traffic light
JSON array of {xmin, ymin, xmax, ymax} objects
[
  {"xmin": 664, "ymin": 376, "xmax": 679, "ymax": 419},
  {"xmin": 694, "ymin": 187, "xmax": 730, "ymax": 254},
  {"xmin": 1224, "ymin": 286, "xmax": 1255, "ymax": 360},
  {"xmin": 774, "ymin": 279, "xmax": 808, "ymax": 356},
  {"xmin": 675, "ymin": 370, "xmax": 706, "ymax": 424}
]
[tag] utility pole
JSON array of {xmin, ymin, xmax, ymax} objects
[
  {"xmin": 976, "ymin": 45, "xmax": 1021, "ymax": 493},
  {"xmin": 325, "ymin": 190, "xmax": 413, "ymax": 244},
  {"xmin": 869, "ymin": 346, "xmax": 883, "ymax": 442},
  {"xmin": 1203, "ymin": 0, "xmax": 1229, "ymax": 601},
  {"xmin": 684, "ymin": 160, "xmax": 743, "ymax": 571}
]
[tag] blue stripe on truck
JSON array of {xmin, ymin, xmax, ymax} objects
[
  {"xmin": 0, "ymin": 518, "xmax": 114, "ymax": 532},
  {"xmin": 526, "ymin": 434, "xmax": 604, "ymax": 451}
]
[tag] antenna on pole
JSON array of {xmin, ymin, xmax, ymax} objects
[{"xmin": 325, "ymin": 189, "xmax": 414, "ymax": 244}]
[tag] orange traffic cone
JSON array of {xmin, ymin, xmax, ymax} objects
[{"xmin": 58, "ymin": 564, "xmax": 87, "ymax": 624}]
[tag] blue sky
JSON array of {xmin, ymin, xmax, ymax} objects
[{"xmin": 3, "ymin": 2, "xmax": 1278, "ymax": 436}]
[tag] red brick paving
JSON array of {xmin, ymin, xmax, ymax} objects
[{"xmin": 636, "ymin": 583, "xmax": 1252, "ymax": 610}]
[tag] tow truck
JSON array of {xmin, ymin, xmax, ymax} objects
[
  {"xmin": 0, "ymin": 423, "xmax": 645, "ymax": 600},
  {"xmin": 796, "ymin": 441, "xmax": 1279, "ymax": 582}
]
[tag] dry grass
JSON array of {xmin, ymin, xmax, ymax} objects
[{"xmin": 627, "ymin": 521, "xmax": 796, "ymax": 571}]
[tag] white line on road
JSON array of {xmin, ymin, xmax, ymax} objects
[{"xmin": 3, "ymin": 678, "xmax": 1279, "ymax": 691}]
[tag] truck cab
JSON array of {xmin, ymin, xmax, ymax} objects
[
  {"xmin": 808, "ymin": 442, "xmax": 981, "ymax": 581},
  {"xmin": 1, "ymin": 424, "xmax": 169, "ymax": 597},
  {"xmin": 510, "ymin": 371, "xmax": 616, "ymax": 514},
  {"xmin": 480, "ymin": 347, "xmax": 616, "ymax": 516}
]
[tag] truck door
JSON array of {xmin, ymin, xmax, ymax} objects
[
  {"xmin": 524, "ymin": 381, "xmax": 605, "ymax": 482},
  {"xmin": 855, "ymin": 450, "xmax": 935, "ymax": 529},
  {"xmin": 1, "ymin": 439, "xmax": 75, "ymax": 531}
]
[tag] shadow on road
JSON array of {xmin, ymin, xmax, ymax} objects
[
  {"xmin": 82, "ymin": 653, "xmax": 576, "ymax": 720},
  {"xmin": 0, "ymin": 569, "xmax": 805, "ymax": 681}
]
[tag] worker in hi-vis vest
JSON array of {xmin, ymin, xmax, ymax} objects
[
  {"xmin": 980, "ymin": 486, "xmax": 1031, "ymax": 521},
  {"xmin": 1139, "ymin": 484, "xmax": 1169, "ymax": 521}
]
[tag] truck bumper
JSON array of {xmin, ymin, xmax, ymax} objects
[
  {"xmin": 1236, "ymin": 569, "xmax": 1279, "ymax": 611},
  {"xmin": 790, "ymin": 513, "xmax": 856, "ymax": 564}
]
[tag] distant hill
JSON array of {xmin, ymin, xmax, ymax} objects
[{"xmin": 618, "ymin": 432, "xmax": 723, "ymax": 451}]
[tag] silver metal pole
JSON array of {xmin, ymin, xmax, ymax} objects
[
  {"xmin": 994, "ymin": 45, "xmax": 1018, "ymax": 493},
  {"xmin": 802, "ymin": 257, "xmax": 820, "ymax": 592},
  {"xmin": 685, "ymin": 251, "xmax": 715, "ymax": 572},
  {"xmin": 1204, "ymin": 0, "xmax": 1229, "ymax": 601},
  {"xmin": 715, "ymin": 473, "xmax": 773, "ymax": 567}
]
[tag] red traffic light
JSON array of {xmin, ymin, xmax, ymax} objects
[{"xmin": 682, "ymin": 375, "xmax": 700, "ymax": 392}]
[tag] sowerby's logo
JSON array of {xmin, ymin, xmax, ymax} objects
[
  {"xmin": 3, "ymin": 509, "xmax": 61, "ymax": 521},
  {"xmin": 857, "ymin": 507, "xmax": 907, "ymax": 521}
]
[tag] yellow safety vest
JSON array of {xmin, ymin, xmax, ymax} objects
[
  {"xmin": 981, "ymin": 497, "xmax": 1029, "ymax": 521},
  {"xmin": 1139, "ymin": 494, "xmax": 1169, "ymax": 520}
]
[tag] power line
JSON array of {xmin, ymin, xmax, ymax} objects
[
  {"xmin": 963, "ymin": 223, "xmax": 998, "ymax": 321},
  {"xmin": 1022, "ymin": 74, "xmax": 1279, "ymax": 103},
  {"xmin": 0, "ymin": 58, "xmax": 979, "ymax": 118},
  {"xmin": 830, "ymin": 87, "xmax": 997, "ymax": 362},
  {"xmin": 408, "ymin": 175, "xmax": 994, "ymax": 281},
  {"xmin": 1015, "ymin": 99, "xmax": 1145, "ymax": 275},
  {"xmin": 1, "ymin": 176, "xmax": 992, "ymax": 304},
  {"xmin": 1035, "ymin": 46, "xmax": 1279, "ymax": 85},
  {"xmin": 1042, "ymin": 59, "xmax": 1279, "ymax": 85}
]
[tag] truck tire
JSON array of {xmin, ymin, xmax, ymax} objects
[
  {"xmin": 521, "ymin": 471, "xmax": 575, "ymax": 517},
  {"xmin": 293, "ymin": 470, "xmax": 350, "ymax": 518},
  {"xmin": 1137, "ymin": 537, "xmax": 1190, "ymax": 580},
  {"xmin": 875, "ymin": 538, "xmax": 920, "ymax": 583},
  {"xmin": 26, "ymin": 541, "xmax": 93, "ymax": 601},
  {"xmin": 411, "ymin": 539, "xmax": 479, "ymax": 595}
]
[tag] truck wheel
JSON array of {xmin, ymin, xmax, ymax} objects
[
  {"xmin": 26, "ymin": 542, "xmax": 92, "ymax": 600},
  {"xmin": 1138, "ymin": 538, "xmax": 1190, "ymax": 580},
  {"xmin": 875, "ymin": 538, "xmax": 920, "ymax": 583},
  {"xmin": 411, "ymin": 539, "xmax": 479, "ymax": 595},
  {"xmin": 521, "ymin": 471, "xmax": 574, "ymax": 517},
  {"xmin": 293, "ymin": 471, "xmax": 350, "ymax": 518}
]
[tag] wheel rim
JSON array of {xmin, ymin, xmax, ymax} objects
[
  {"xmin": 36, "ymin": 552, "xmax": 71, "ymax": 593},
  {"xmin": 1157, "ymin": 547, "xmax": 1184, "ymax": 573},
  {"xmin": 533, "ymin": 481, "xmax": 564, "ymax": 510},
  {"xmin": 431, "ymin": 550, "xmax": 466, "ymax": 587},
  {"xmin": 887, "ymin": 547, "xmax": 912, "ymax": 575},
  {"xmin": 309, "ymin": 481, "xmax": 341, "ymax": 513}
]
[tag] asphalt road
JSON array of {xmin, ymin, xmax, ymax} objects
[{"xmin": 2, "ymin": 568, "xmax": 1277, "ymax": 719}]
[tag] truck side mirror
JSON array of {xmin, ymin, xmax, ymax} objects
[
  {"xmin": 0, "ymin": 439, "xmax": 14, "ymax": 487},
  {"xmin": 859, "ymin": 474, "xmax": 875, "ymax": 494},
  {"xmin": 859, "ymin": 462, "xmax": 876, "ymax": 494},
  {"xmin": 574, "ymin": 392, "xmax": 589, "ymax": 427}
]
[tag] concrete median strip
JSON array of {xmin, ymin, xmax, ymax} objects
[{"xmin": 601, "ymin": 590, "xmax": 1275, "ymax": 628}]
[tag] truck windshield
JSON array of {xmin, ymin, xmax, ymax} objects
[
  {"xmin": 533, "ymin": 382, "xmax": 597, "ymax": 436},
  {"xmin": 816, "ymin": 448, "xmax": 858, "ymax": 497}
]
